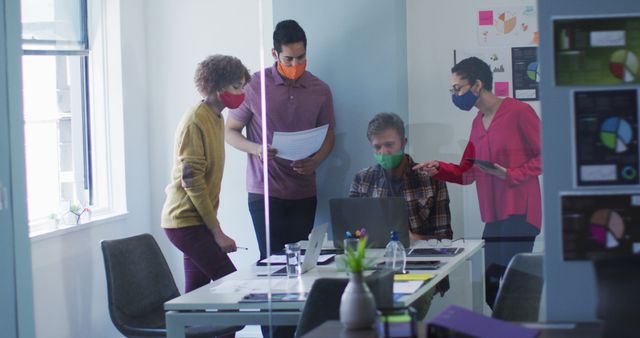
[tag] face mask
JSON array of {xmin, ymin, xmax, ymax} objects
[
  {"xmin": 218, "ymin": 91, "xmax": 245, "ymax": 109},
  {"xmin": 277, "ymin": 61, "xmax": 306, "ymax": 80},
  {"xmin": 374, "ymin": 151, "xmax": 404, "ymax": 169},
  {"xmin": 451, "ymin": 89, "xmax": 479, "ymax": 111}
]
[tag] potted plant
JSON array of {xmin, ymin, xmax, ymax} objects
[{"xmin": 339, "ymin": 236, "xmax": 377, "ymax": 329}]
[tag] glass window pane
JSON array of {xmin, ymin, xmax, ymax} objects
[
  {"xmin": 22, "ymin": 55, "xmax": 87, "ymax": 226},
  {"xmin": 21, "ymin": 0, "xmax": 86, "ymax": 51}
]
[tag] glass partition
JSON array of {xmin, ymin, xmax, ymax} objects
[
  {"xmin": 192, "ymin": 1, "xmax": 547, "ymax": 336},
  {"xmin": 255, "ymin": 1, "xmax": 544, "ymax": 333}
]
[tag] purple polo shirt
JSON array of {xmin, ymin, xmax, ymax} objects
[{"xmin": 229, "ymin": 64, "xmax": 336, "ymax": 199}]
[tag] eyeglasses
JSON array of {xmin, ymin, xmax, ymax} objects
[
  {"xmin": 449, "ymin": 84, "xmax": 470, "ymax": 96},
  {"xmin": 426, "ymin": 238, "xmax": 464, "ymax": 248}
]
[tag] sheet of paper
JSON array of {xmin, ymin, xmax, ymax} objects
[
  {"xmin": 211, "ymin": 279, "xmax": 296, "ymax": 293},
  {"xmin": 272, "ymin": 124, "xmax": 329, "ymax": 161},
  {"xmin": 259, "ymin": 254, "xmax": 335, "ymax": 265},
  {"xmin": 393, "ymin": 281, "xmax": 425, "ymax": 294}
]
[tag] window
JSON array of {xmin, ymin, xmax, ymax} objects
[{"xmin": 21, "ymin": 0, "xmax": 125, "ymax": 235}]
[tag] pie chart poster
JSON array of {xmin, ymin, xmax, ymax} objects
[
  {"xmin": 561, "ymin": 193, "xmax": 640, "ymax": 261},
  {"xmin": 574, "ymin": 89, "xmax": 639, "ymax": 186},
  {"xmin": 554, "ymin": 17, "xmax": 640, "ymax": 85},
  {"xmin": 512, "ymin": 46, "xmax": 538, "ymax": 101}
]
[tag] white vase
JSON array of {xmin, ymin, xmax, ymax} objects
[{"xmin": 339, "ymin": 272, "xmax": 377, "ymax": 329}]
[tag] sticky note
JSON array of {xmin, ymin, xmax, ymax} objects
[
  {"xmin": 394, "ymin": 273, "xmax": 435, "ymax": 281},
  {"xmin": 494, "ymin": 82, "xmax": 510, "ymax": 97},
  {"xmin": 479, "ymin": 11, "xmax": 493, "ymax": 26}
]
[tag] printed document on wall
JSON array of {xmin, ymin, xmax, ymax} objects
[{"xmin": 477, "ymin": 5, "xmax": 538, "ymax": 46}]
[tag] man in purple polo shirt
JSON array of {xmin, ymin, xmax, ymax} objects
[{"xmin": 226, "ymin": 20, "xmax": 335, "ymax": 262}]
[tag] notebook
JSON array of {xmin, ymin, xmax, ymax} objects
[
  {"xmin": 270, "ymin": 223, "xmax": 328, "ymax": 276},
  {"xmin": 330, "ymin": 197, "xmax": 410, "ymax": 248}
]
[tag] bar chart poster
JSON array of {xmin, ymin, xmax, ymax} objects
[
  {"xmin": 562, "ymin": 193, "xmax": 640, "ymax": 260},
  {"xmin": 574, "ymin": 89, "xmax": 639, "ymax": 186},
  {"xmin": 554, "ymin": 16, "xmax": 640, "ymax": 85},
  {"xmin": 511, "ymin": 47, "xmax": 539, "ymax": 101}
]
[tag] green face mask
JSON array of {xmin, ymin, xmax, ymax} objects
[{"xmin": 373, "ymin": 151, "xmax": 404, "ymax": 169}]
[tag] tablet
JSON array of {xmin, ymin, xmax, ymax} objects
[
  {"xmin": 377, "ymin": 260, "xmax": 442, "ymax": 270},
  {"xmin": 407, "ymin": 247, "xmax": 463, "ymax": 257},
  {"xmin": 464, "ymin": 158, "xmax": 496, "ymax": 170}
]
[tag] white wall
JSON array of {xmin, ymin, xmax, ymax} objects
[
  {"xmin": 406, "ymin": 0, "xmax": 541, "ymax": 243},
  {"xmin": 29, "ymin": 1, "xmax": 152, "ymax": 337},
  {"xmin": 145, "ymin": 0, "xmax": 273, "ymax": 287}
]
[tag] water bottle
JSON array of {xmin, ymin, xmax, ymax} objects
[{"xmin": 384, "ymin": 231, "xmax": 406, "ymax": 273}]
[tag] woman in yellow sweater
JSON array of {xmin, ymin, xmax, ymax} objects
[{"xmin": 161, "ymin": 55, "xmax": 250, "ymax": 292}]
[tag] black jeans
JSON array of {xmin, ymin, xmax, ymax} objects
[
  {"xmin": 248, "ymin": 193, "xmax": 317, "ymax": 338},
  {"xmin": 483, "ymin": 215, "xmax": 540, "ymax": 309},
  {"xmin": 248, "ymin": 193, "xmax": 317, "ymax": 260}
]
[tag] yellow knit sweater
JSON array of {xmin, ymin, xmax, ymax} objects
[{"xmin": 161, "ymin": 102, "xmax": 225, "ymax": 230}]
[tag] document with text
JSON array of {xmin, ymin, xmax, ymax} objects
[{"xmin": 272, "ymin": 124, "xmax": 329, "ymax": 161}]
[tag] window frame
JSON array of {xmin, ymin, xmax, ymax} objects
[{"xmin": 23, "ymin": 0, "xmax": 128, "ymax": 238}]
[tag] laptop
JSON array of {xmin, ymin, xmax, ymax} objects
[
  {"xmin": 271, "ymin": 223, "xmax": 328, "ymax": 276},
  {"xmin": 330, "ymin": 197, "xmax": 410, "ymax": 249}
]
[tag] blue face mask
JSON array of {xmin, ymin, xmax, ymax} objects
[{"xmin": 451, "ymin": 89, "xmax": 479, "ymax": 111}]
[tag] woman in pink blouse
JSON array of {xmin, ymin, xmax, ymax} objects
[{"xmin": 414, "ymin": 57, "xmax": 541, "ymax": 309}]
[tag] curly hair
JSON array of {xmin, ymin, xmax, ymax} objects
[{"xmin": 194, "ymin": 55, "xmax": 251, "ymax": 97}]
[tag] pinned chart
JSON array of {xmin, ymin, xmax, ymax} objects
[
  {"xmin": 609, "ymin": 49, "xmax": 639, "ymax": 82},
  {"xmin": 600, "ymin": 117, "xmax": 633, "ymax": 153}
]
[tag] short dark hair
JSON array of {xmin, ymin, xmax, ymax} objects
[
  {"xmin": 451, "ymin": 56, "xmax": 493, "ymax": 91},
  {"xmin": 367, "ymin": 113, "xmax": 405, "ymax": 142},
  {"xmin": 194, "ymin": 55, "xmax": 251, "ymax": 97},
  {"xmin": 273, "ymin": 19, "xmax": 307, "ymax": 52}
]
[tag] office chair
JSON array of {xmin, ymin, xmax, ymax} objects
[
  {"xmin": 594, "ymin": 256, "xmax": 640, "ymax": 338},
  {"xmin": 101, "ymin": 233, "xmax": 243, "ymax": 338},
  {"xmin": 294, "ymin": 270, "xmax": 394, "ymax": 338},
  {"xmin": 492, "ymin": 252, "xmax": 544, "ymax": 322}
]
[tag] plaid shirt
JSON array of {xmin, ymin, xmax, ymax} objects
[{"xmin": 349, "ymin": 155, "xmax": 452, "ymax": 238}]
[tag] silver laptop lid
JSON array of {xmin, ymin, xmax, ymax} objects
[
  {"xmin": 301, "ymin": 223, "xmax": 328, "ymax": 273},
  {"xmin": 329, "ymin": 197, "xmax": 410, "ymax": 248}
]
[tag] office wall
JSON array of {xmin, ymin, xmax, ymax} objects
[
  {"xmin": 272, "ymin": 0, "xmax": 409, "ymax": 230},
  {"xmin": 145, "ymin": 0, "xmax": 273, "ymax": 285},
  {"xmin": 29, "ymin": 1, "xmax": 151, "ymax": 337},
  {"xmin": 539, "ymin": 0, "xmax": 640, "ymax": 322},
  {"xmin": 406, "ymin": 0, "xmax": 540, "ymax": 241}
]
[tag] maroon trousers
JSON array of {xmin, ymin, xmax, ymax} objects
[{"xmin": 164, "ymin": 224, "xmax": 236, "ymax": 293}]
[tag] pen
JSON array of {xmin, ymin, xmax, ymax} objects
[{"xmin": 237, "ymin": 246, "xmax": 249, "ymax": 250}]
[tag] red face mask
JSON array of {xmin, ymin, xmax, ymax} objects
[{"xmin": 218, "ymin": 91, "xmax": 245, "ymax": 109}]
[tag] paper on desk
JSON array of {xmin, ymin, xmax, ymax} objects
[
  {"xmin": 393, "ymin": 281, "xmax": 424, "ymax": 294},
  {"xmin": 271, "ymin": 124, "xmax": 329, "ymax": 161},
  {"xmin": 259, "ymin": 254, "xmax": 335, "ymax": 265},
  {"xmin": 211, "ymin": 279, "xmax": 294, "ymax": 293}
]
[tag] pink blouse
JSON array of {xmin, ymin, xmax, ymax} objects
[{"xmin": 434, "ymin": 98, "xmax": 542, "ymax": 229}]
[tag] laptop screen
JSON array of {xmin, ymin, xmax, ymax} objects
[{"xmin": 329, "ymin": 197, "xmax": 410, "ymax": 248}]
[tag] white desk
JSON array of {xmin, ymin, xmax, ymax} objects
[{"xmin": 165, "ymin": 239, "xmax": 484, "ymax": 338}]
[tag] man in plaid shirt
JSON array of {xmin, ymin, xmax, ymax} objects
[{"xmin": 349, "ymin": 112, "xmax": 453, "ymax": 240}]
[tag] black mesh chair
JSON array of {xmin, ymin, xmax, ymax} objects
[
  {"xmin": 295, "ymin": 270, "xmax": 394, "ymax": 338},
  {"xmin": 492, "ymin": 252, "xmax": 544, "ymax": 322},
  {"xmin": 593, "ymin": 256, "xmax": 640, "ymax": 338},
  {"xmin": 101, "ymin": 233, "xmax": 243, "ymax": 338}
]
